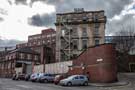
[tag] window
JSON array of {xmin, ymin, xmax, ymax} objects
[
  {"xmin": 80, "ymin": 76, "xmax": 84, "ymax": 79},
  {"xmin": 38, "ymin": 41, "xmax": 41, "ymax": 45},
  {"xmin": 95, "ymin": 40, "xmax": 99, "ymax": 45},
  {"xmin": 47, "ymin": 40, "xmax": 50, "ymax": 43},
  {"xmin": 93, "ymin": 14, "xmax": 98, "ymax": 22},
  {"xmin": 47, "ymin": 35, "xmax": 51, "ymax": 38},
  {"xmin": 73, "ymin": 40, "xmax": 78, "ymax": 49},
  {"xmin": 8, "ymin": 62, "xmax": 11, "ymax": 69},
  {"xmin": 20, "ymin": 53, "xmax": 24, "ymax": 59},
  {"xmin": 62, "ymin": 29, "xmax": 65, "ymax": 36},
  {"xmin": 82, "ymin": 27, "xmax": 87, "ymax": 36},
  {"xmin": 82, "ymin": 39, "xmax": 87, "ymax": 49},
  {"xmin": 94, "ymin": 23, "xmax": 100, "ymax": 35},
  {"xmin": 27, "ymin": 54, "xmax": 31, "ymax": 60},
  {"xmin": 52, "ymin": 34, "xmax": 56, "ymax": 37},
  {"xmin": 43, "ymin": 40, "xmax": 45, "ymax": 44},
  {"xmin": 34, "ymin": 42, "xmax": 36, "ymax": 45},
  {"xmin": 34, "ymin": 55, "xmax": 38, "ymax": 61},
  {"xmin": 72, "ymin": 27, "xmax": 78, "ymax": 36},
  {"xmin": 74, "ymin": 76, "xmax": 79, "ymax": 79}
]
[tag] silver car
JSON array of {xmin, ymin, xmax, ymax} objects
[
  {"xmin": 60, "ymin": 75, "xmax": 88, "ymax": 86},
  {"xmin": 38, "ymin": 73, "xmax": 55, "ymax": 83}
]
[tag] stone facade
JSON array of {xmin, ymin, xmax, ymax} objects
[{"xmin": 55, "ymin": 8, "xmax": 106, "ymax": 62}]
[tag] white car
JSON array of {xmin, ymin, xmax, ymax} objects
[{"xmin": 60, "ymin": 75, "xmax": 88, "ymax": 86}]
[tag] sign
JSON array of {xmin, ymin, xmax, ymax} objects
[{"xmin": 97, "ymin": 58, "xmax": 103, "ymax": 62}]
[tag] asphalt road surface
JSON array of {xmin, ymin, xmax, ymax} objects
[
  {"xmin": 0, "ymin": 73, "xmax": 135, "ymax": 90},
  {"xmin": 0, "ymin": 79, "xmax": 99, "ymax": 90}
]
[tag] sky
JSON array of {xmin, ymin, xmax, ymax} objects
[{"xmin": 0, "ymin": 0, "xmax": 135, "ymax": 46}]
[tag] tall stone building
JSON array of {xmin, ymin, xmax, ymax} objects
[{"xmin": 55, "ymin": 8, "xmax": 106, "ymax": 62}]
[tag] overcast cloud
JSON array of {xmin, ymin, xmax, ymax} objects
[{"xmin": 0, "ymin": 0, "xmax": 135, "ymax": 46}]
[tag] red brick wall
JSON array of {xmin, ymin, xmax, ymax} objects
[{"xmin": 68, "ymin": 44, "xmax": 117, "ymax": 83}]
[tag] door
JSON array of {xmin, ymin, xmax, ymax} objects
[
  {"xmin": 26, "ymin": 64, "xmax": 32, "ymax": 74},
  {"xmin": 72, "ymin": 76, "xmax": 80, "ymax": 85}
]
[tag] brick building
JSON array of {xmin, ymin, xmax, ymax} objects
[
  {"xmin": 16, "ymin": 28, "xmax": 56, "ymax": 64},
  {"xmin": 0, "ymin": 51, "xmax": 10, "ymax": 77},
  {"xmin": 68, "ymin": 44, "xmax": 117, "ymax": 83},
  {"xmin": 0, "ymin": 48, "xmax": 40, "ymax": 77},
  {"xmin": 55, "ymin": 8, "xmax": 106, "ymax": 62}
]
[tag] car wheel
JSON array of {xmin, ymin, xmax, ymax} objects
[
  {"xmin": 44, "ymin": 79, "xmax": 48, "ymax": 83},
  {"xmin": 83, "ymin": 81, "xmax": 88, "ymax": 86},
  {"xmin": 67, "ymin": 82, "xmax": 72, "ymax": 86}
]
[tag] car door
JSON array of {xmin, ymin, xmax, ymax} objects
[
  {"xmin": 72, "ymin": 76, "xmax": 79, "ymax": 85},
  {"xmin": 79, "ymin": 76, "xmax": 85, "ymax": 85}
]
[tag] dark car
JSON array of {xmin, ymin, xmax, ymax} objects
[
  {"xmin": 12, "ymin": 74, "xmax": 17, "ymax": 80},
  {"xmin": 15, "ymin": 74, "xmax": 25, "ymax": 80},
  {"xmin": 54, "ymin": 74, "xmax": 68, "ymax": 85},
  {"xmin": 25, "ymin": 74, "xmax": 31, "ymax": 81}
]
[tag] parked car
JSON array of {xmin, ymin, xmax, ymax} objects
[
  {"xmin": 54, "ymin": 75, "xmax": 68, "ymax": 85},
  {"xmin": 38, "ymin": 73, "xmax": 55, "ymax": 83},
  {"xmin": 15, "ymin": 74, "xmax": 25, "ymax": 80},
  {"xmin": 59, "ymin": 75, "xmax": 88, "ymax": 86},
  {"xmin": 12, "ymin": 74, "xmax": 17, "ymax": 80},
  {"xmin": 25, "ymin": 74, "xmax": 31, "ymax": 81},
  {"xmin": 30, "ymin": 73, "xmax": 41, "ymax": 82}
]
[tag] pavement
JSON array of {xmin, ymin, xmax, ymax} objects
[
  {"xmin": 89, "ymin": 81, "xmax": 129, "ymax": 87},
  {"xmin": 88, "ymin": 73, "xmax": 132, "ymax": 87}
]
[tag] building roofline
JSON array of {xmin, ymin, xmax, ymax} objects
[{"xmin": 56, "ymin": 10, "xmax": 105, "ymax": 15}]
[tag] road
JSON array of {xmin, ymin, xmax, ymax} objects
[
  {"xmin": 0, "ymin": 73, "xmax": 135, "ymax": 90},
  {"xmin": 0, "ymin": 79, "xmax": 100, "ymax": 90}
]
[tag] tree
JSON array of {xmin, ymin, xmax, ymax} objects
[
  {"xmin": 112, "ymin": 24, "xmax": 135, "ymax": 72},
  {"xmin": 113, "ymin": 22, "xmax": 135, "ymax": 52}
]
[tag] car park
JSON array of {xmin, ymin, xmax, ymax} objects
[{"xmin": 59, "ymin": 75, "xmax": 88, "ymax": 86}]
